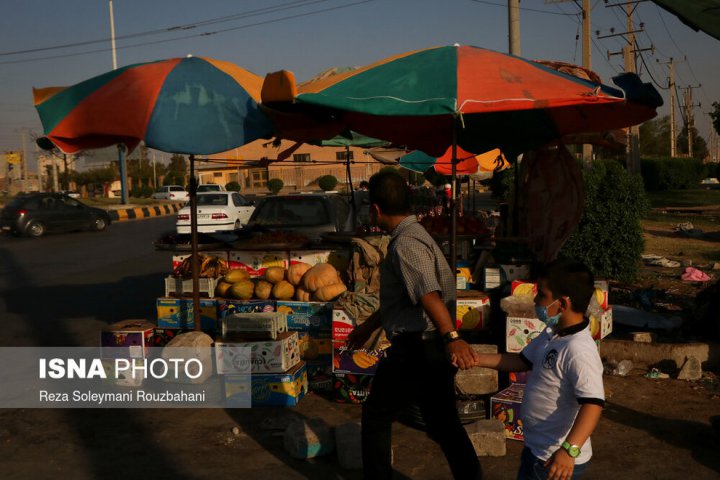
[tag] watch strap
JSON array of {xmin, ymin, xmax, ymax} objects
[
  {"xmin": 561, "ymin": 441, "xmax": 581, "ymax": 458},
  {"xmin": 443, "ymin": 331, "xmax": 461, "ymax": 344}
]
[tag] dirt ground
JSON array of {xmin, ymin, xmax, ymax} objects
[{"xmin": 2, "ymin": 209, "xmax": 719, "ymax": 479}]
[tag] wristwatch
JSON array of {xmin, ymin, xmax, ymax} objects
[
  {"xmin": 561, "ymin": 441, "xmax": 581, "ymax": 458},
  {"xmin": 443, "ymin": 331, "xmax": 461, "ymax": 344}
]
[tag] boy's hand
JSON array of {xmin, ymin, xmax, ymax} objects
[
  {"xmin": 545, "ymin": 449, "xmax": 575, "ymax": 480},
  {"xmin": 447, "ymin": 340, "xmax": 480, "ymax": 370}
]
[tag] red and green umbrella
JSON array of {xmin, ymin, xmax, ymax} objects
[
  {"xmin": 34, "ymin": 56, "xmax": 274, "ymax": 155},
  {"xmin": 399, "ymin": 146, "xmax": 509, "ymax": 177}
]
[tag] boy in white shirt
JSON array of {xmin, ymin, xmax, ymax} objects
[{"xmin": 470, "ymin": 260, "xmax": 605, "ymax": 480}]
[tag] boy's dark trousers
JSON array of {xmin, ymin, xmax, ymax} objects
[{"xmin": 361, "ymin": 332, "xmax": 482, "ymax": 480}]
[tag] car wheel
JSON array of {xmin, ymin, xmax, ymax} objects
[
  {"xmin": 94, "ymin": 216, "xmax": 108, "ymax": 232},
  {"xmin": 26, "ymin": 221, "xmax": 45, "ymax": 238}
]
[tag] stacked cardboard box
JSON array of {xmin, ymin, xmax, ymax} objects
[{"xmin": 100, "ymin": 319, "xmax": 158, "ymax": 387}]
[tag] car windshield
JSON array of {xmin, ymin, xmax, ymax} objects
[
  {"xmin": 197, "ymin": 194, "xmax": 229, "ymax": 206},
  {"xmin": 169, "ymin": 186, "xmax": 185, "ymax": 192},
  {"xmin": 252, "ymin": 197, "xmax": 331, "ymax": 227}
]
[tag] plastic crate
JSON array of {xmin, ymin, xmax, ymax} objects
[
  {"xmin": 221, "ymin": 312, "xmax": 288, "ymax": 340},
  {"xmin": 164, "ymin": 276, "xmax": 218, "ymax": 298}
]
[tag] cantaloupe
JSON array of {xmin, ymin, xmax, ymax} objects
[
  {"xmin": 272, "ymin": 280, "xmax": 295, "ymax": 300},
  {"xmin": 230, "ymin": 280, "xmax": 255, "ymax": 300},
  {"xmin": 254, "ymin": 280, "xmax": 273, "ymax": 300},
  {"xmin": 224, "ymin": 269, "xmax": 250, "ymax": 284}
]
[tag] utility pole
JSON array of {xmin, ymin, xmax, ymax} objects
[
  {"xmin": 508, "ymin": 0, "xmax": 521, "ymax": 55},
  {"xmin": 20, "ymin": 130, "xmax": 28, "ymax": 187},
  {"xmin": 581, "ymin": 0, "xmax": 592, "ymax": 163},
  {"xmin": 659, "ymin": 58, "xmax": 677, "ymax": 157},
  {"xmin": 683, "ymin": 86, "xmax": 701, "ymax": 158},
  {"xmin": 109, "ymin": 1, "xmax": 118, "ymax": 70}
]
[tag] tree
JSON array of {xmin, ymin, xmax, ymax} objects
[
  {"xmin": 165, "ymin": 154, "xmax": 187, "ymax": 185},
  {"xmin": 318, "ymin": 175, "xmax": 338, "ymax": 191},
  {"xmin": 267, "ymin": 178, "xmax": 284, "ymax": 194},
  {"xmin": 225, "ymin": 181, "xmax": 241, "ymax": 192},
  {"xmin": 710, "ymin": 101, "xmax": 720, "ymax": 136},
  {"xmin": 639, "ymin": 115, "xmax": 671, "ymax": 157},
  {"xmin": 677, "ymin": 124, "xmax": 709, "ymax": 159}
]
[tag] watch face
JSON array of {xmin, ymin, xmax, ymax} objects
[{"xmin": 568, "ymin": 446, "xmax": 581, "ymax": 458}]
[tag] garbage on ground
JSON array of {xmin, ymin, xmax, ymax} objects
[
  {"xmin": 681, "ymin": 267, "xmax": 711, "ymax": 282},
  {"xmin": 612, "ymin": 305, "xmax": 683, "ymax": 331},
  {"xmin": 673, "ymin": 222, "xmax": 704, "ymax": 238},
  {"xmin": 641, "ymin": 254, "xmax": 681, "ymax": 268},
  {"xmin": 604, "ymin": 359, "xmax": 633, "ymax": 376},
  {"xmin": 644, "ymin": 368, "xmax": 670, "ymax": 379}
]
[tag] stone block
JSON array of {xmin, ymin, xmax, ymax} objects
[
  {"xmin": 335, "ymin": 422, "xmax": 362, "ymax": 470},
  {"xmin": 161, "ymin": 331, "xmax": 214, "ymax": 384},
  {"xmin": 630, "ymin": 332, "xmax": 657, "ymax": 343},
  {"xmin": 456, "ymin": 344, "xmax": 498, "ymax": 395},
  {"xmin": 284, "ymin": 417, "xmax": 335, "ymax": 459},
  {"xmin": 677, "ymin": 356, "xmax": 702, "ymax": 381},
  {"xmin": 464, "ymin": 419, "xmax": 506, "ymax": 457}
]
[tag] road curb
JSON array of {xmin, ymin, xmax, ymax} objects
[{"xmin": 107, "ymin": 203, "xmax": 184, "ymax": 222}]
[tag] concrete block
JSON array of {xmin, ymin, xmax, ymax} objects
[
  {"xmin": 161, "ymin": 331, "xmax": 214, "ymax": 383},
  {"xmin": 464, "ymin": 419, "xmax": 506, "ymax": 457},
  {"xmin": 456, "ymin": 344, "xmax": 498, "ymax": 395},
  {"xmin": 630, "ymin": 332, "xmax": 657, "ymax": 343},
  {"xmin": 335, "ymin": 422, "xmax": 362, "ymax": 470},
  {"xmin": 284, "ymin": 417, "xmax": 335, "ymax": 459},
  {"xmin": 677, "ymin": 356, "xmax": 702, "ymax": 381}
]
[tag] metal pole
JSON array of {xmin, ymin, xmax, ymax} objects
[
  {"xmin": 450, "ymin": 115, "xmax": 458, "ymax": 276},
  {"xmin": 189, "ymin": 155, "xmax": 201, "ymax": 331},
  {"xmin": 581, "ymin": 0, "xmax": 593, "ymax": 163},
  {"xmin": 508, "ymin": 0, "xmax": 521, "ymax": 55},
  {"xmin": 108, "ymin": 1, "xmax": 118, "ymax": 70},
  {"xmin": 152, "ymin": 152, "xmax": 157, "ymax": 189},
  {"xmin": 669, "ymin": 58, "xmax": 676, "ymax": 157},
  {"xmin": 21, "ymin": 130, "xmax": 28, "ymax": 187},
  {"xmin": 118, "ymin": 145, "xmax": 128, "ymax": 204}
]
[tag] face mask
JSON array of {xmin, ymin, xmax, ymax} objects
[{"xmin": 535, "ymin": 299, "xmax": 561, "ymax": 328}]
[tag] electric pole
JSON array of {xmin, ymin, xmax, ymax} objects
[
  {"xmin": 683, "ymin": 86, "xmax": 701, "ymax": 158},
  {"xmin": 582, "ymin": 0, "xmax": 592, "ymax": 163},
  {"xmin": 659, "ymin": 57, "xmax": 676, "ymax": 157},
  {"xmin": 508, "ymin": 0, "xmax": 521, "ymax": 55}
]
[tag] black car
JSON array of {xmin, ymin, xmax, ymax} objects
[{"xmin": 0, "ymin": 193, "xmax": 111, "ymax": 237}]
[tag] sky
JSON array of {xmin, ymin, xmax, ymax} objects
[{"xmin": 1, "ymin": 0, "xmax": 719, "ymax": 169}]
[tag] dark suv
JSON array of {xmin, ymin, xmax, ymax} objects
[{"xmin": 0, "ymin": 193, "xmax": 111, "ymax": 237}]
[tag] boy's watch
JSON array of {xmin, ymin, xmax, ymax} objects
[
  {"xmin": 443, "ymin": 331, "xmax": 461, "ymax": 344},
  {"xmin": 561, "ymin": 441, "xmax": 581, "ymax": 458}
]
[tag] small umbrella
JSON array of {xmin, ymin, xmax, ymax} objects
[
  {"xmin": 399, "ymin": 146, "xmax": 509, "ymax": 176},
  {"xmin": 286, "ymin": 45, "xmax": 662, "ymax": 270},
  {"xmin": 34, "ymin": 56, "xmax": 275, "ymax": 327}
]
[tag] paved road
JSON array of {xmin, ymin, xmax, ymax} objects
[{"xmin": 0, "ymin": 216, "xmax": 175, "ymax": 347}]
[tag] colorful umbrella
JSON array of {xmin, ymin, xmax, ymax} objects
[
  {"xmin": 34, "ymin": 56, "xmax": 275, "ymax": 330},
  {"xmin": 399, "ymin": 146, "xmax": 509, "ymax": 177},
  {"xmin": 34, "ymin": 56, "xmax": 274, "ymax": 155}
]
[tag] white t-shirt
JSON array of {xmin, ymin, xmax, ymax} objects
[{"xmin": 519, "ymin": 320, "xmax": 605, "ymax": 465}]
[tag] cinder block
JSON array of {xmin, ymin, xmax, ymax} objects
[
  {"xmin": 677, "ymin": 356, "xmax": 702, "ymax": 381},
  {"xmin": 335, "ymin": 422, "xmax": 362, "ymax": 470},
  {"xmin": 631, "ymin": 332, "xmax": 657, "ymax": 343},
  {"xmin": 464, "ymin": 419, "xmax": 506, "ymax": 457},
  {"xmin": 456, "ymin": 344, "xmax": 498, "ymax": 395},
  {"xmin": 284, "ymin": 417, "xmax": 335, "ymax": 459}
]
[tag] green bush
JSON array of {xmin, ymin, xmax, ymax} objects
[
  {"xmin": 560, "ymin": 160, "xmax": 648, "ymax": 283},
  {"xmin": 318, "ymin": 175, "xmax": 339, "ymax": 191},
  {"xmin": 486, "ymin": 166, "xmax": 515, "ymax": 200},
  {"xmin": 641, "ymin": 157, "xmax": 707, "ymax": 191},
  {"xmin": 267, "ymin": 178, "xmax": 284, "ymax": 195},
  {"xmin": 225, "ymin": 181, "xmax": 241, "ymax": 192}
]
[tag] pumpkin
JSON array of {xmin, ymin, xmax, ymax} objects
[
  {"xmin": 301, "ymin": 263, "xmax": 342, "ymax": 292},
  {"xmin": 272, "ymin": 280, "xmax": 295, "ymax": 300},
  {"xmin": 254, "ymin": 280, "xmax": 273, "ymax": 300},
  {"xmin": 229, "ymin": 280, "xmax": 255, "ymax": 300},
  {"xmin": 312, "ymin": 282, "xmax": 347, "ymax": 302},
  {"xmin": 287, "ymin": 262, "xmax": 312, "ymax": 286},
  {"xmin": 295, "ymin": 286, "xmax": 312, "ymax": 302},
  {"xmin": 215, "ymin": 281, "xmax": 233, "ymax": 298},
  {"xmin": 264, "ymin": 266, "xmax": 286, "ymax": 284},
  {"xmin": 224, "ymin": 269, "xmax": 250, "ymax": 284}
]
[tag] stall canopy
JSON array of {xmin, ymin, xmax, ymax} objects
[{"xmin": 652, "ymin": 0, "xmax": 720, "ymax": 41}]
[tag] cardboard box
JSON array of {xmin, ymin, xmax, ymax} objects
[
  {"xmin": 332, "ymin": 340, "xmax": 385, "ymax": 375},
  {"xmin": 333, "ymin": 372, "xmax": 374, "ymax": 404},
  {"xmin": 332, "ymin": 308, "xmax": 356, "ymax": 341},
  {"xmin": 172, "ymin": 251, "xmax": 229, "ymax": 271},
  {"xmin": 215, "ymin": 331, "xmax": 301, "ymax": 374},
  {"xmin": 217, "ymin": 299, "xmax": 275, "ymax": 317},
  {"xmin": 227, "ymin": 251, "xmax": 288, "ymax": 277},
  {"xmin": 222, "ymin": 373, "xmax": 251, "ymax": 408},
  {"xmin": 153, "ymin": 327, "xmax": 181, "ymax": 347},
  {"xmin": 484, "ymin": 267, "xmax": 502, "ymax": 290},
  {"xmin": 491, "ymin": 383, "xmax": 525, "ymax": 441},
  {"xmin": 589, "ymin": 306, "xmax": 613, "ymax": 341},
  {"xmin": 511, "ymin": 280, "xmax": 537, "ymax": 297},
  {"xmin": 456, "ymin": 261, "xmax": 473, "ymax": 290},
  {"xmin": 101, "ymin": 320, "xmax": 156, "ymax": 359},
  {"xmin": 221, "ymin": 312, "xmax": 288, "ymax": 340},
  {"xmin": 594, "ymin": 280, "xmax": 609, "ymax": 310},
  {"xmin": 506, "ymin": 317, "xmax": 546, "ymax": 353},
  {"xmin": 276, "ymin": 301, "xmax": 333, "ymax": 332},
  {"xmin": 156, "ymin": 297, "xmax": 218, "ymax": 330},
  {"xmin": 456, "ymin": 291, "xmax": 491, "ymax": 331},
  {"xmin": 297, "ymin": 331, "xmax": 332, "ymax": 361},
  {"xmin": 306, "ymin": 359, "xmax": 333, "ymax": 392},
  {"xmin": 500, "ymin": 264, "xmax": 531, "ymax": 283},
  {"xmin": 224, "ymin": 362, "xmax": 309, "ymax": 407}
]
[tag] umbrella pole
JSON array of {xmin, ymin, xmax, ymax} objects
[
  {"xmin": 346, "ymin": 145, "xmax": 356, "ymax": 228},
  {"xmin": 189, "ymin": 154, "xmax": 201, "ymax": 331},
  {"xmin": 450, "ymin": 115, "xmax": 458, "ymax": 277}
]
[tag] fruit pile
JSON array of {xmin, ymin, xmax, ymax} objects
[
  {"xmin": 173, "ymin": 254, "xmax": 229, "ymax": 279},
  {"xmin": 215, "ymin": 262, "xmax": 347, "ymax": 302}
]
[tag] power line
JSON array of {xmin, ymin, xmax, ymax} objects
[
  {"xmin": 469, "ymin": 0, "xmax": 577, "ymax": 16},
  {"xmin": 0, "ymin": 0, "xmax": 375, "ymax": 66}
]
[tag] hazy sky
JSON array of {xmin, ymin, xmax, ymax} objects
[{"xmin": 1, "ymin": 0, "xmax": 718, "ymax": 163}]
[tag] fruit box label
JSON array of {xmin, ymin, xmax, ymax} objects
[
  {"xmin": 333, "ymin": 372, "xmax": 374, "ymax": 404},
  {"xmin": 589, "ymin": 306, "xmax": 613, "ymax": 341},
  {"xmin": 506, "ymin": 317, "xmax": 546, "ymax": 353},
  {"xmin": 332, "ymin": 340, "xmax": 385, "ymax": 375},
  {"xmin": 276, "ymin": 301, "xmax": 333, "ymax": 332},
  {"xmin": 217, "ymin": 299, "xmax": 275, "ymax": 318},
  {"xmin": 457, "ymin": 296, "xmax": 490, "ymax": 331},
  {"xmin": 156, "ymin": 297, "xmax": 218, "ymax": 330},
  {"xmin": 100, "ymin": 320, "xmax": 156, "ymax": 359},
  {"xmin": 332, "ymin": 308, "xmax": 355, "ymax": 341},
  {"xmin": 225, "ymin": 362, "xmax": 308, "ymax": 407},
  {"xmin": 511, "ymin": 280, "xmax": 537, "ymax": 297},
  {"xmin": 491, "ymin": 384, "xmax": 525, "ymax": 441},
  {"xmin": 297, "ymin": 331, "xmax": 332, "ymax": 361},
  {"xmin": 215, "ymin": 332, "xmax": 300, "ymax": 374},
  {"xmin": 227, "ymin": 251, "xmax": 289, "ymax": 277}
]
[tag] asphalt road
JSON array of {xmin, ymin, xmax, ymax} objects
[{"xmin": 0, "ymin": 216, "xmax": 176, "ymax": 347}]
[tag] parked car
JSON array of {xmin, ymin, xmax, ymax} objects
[
  {"xmin": 151, "ymin": 185, "xmax": 189, "ymax": 202},
  {"xmin": 0, "ymin": 192, "xmax": 111, "ymax": 237},
  {"xmin": 246, "ymin": 193, "xmax": 351, "ymax": 240},
  {"xmin": 175, "ymin": 192, "xmax": 255, "ymax": 234},
  {"xmin": 197, "ymin": 184, "xmax": 226, "ymax": 193}
]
